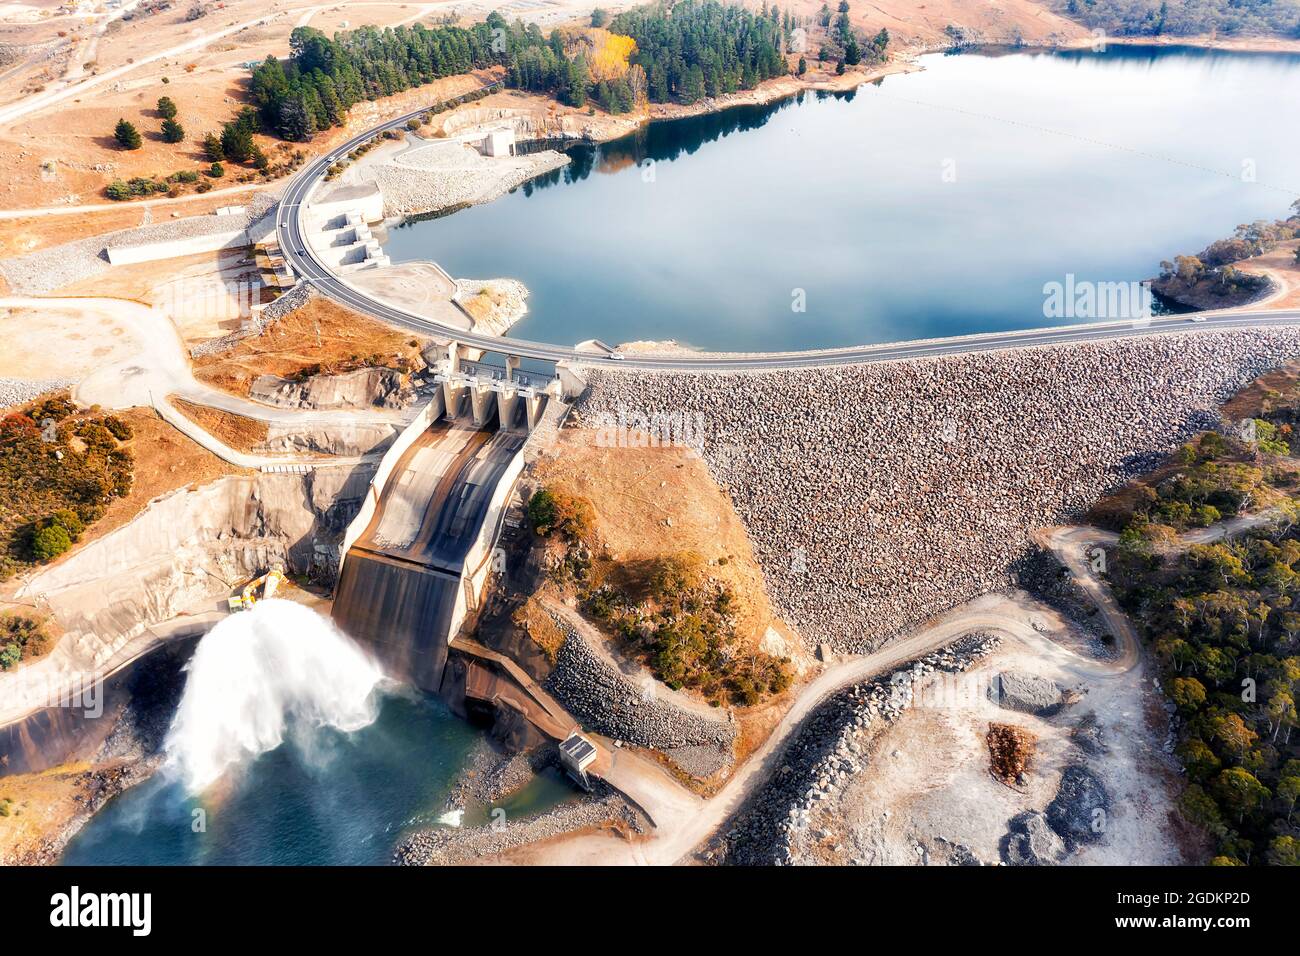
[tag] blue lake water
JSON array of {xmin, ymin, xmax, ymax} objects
[{"xmin": 384, "ymin": 45, "xmax": 1300, "ymax": 351}]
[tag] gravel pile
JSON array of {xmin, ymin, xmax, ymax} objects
[
  {"xmin": 708, "ymin": 632, "xmax": 1000, "ymax": 866},
  {"xmin": 371, "ymin": 151, "xmax": 569, "ymax": 218},
  {"xmin": 0, "ymin": 194, "xmax": 277, "ymax": 295},
  {"xmin": 575, "ymin": 330, "xmax": 1300, "ymax": 653},
  {"xmin": 0, "ymin": 377, "xmax": 74, "ymax": 410},
  {"xmin": 543, "ymin": 613, "xmax": 737, "ymax": 763},
  {"xmin": 393, "ymin": 783, "xmax": 644, "ymax": 866}
]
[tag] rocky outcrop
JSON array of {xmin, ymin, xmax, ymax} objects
[
  {"xmin": 1045, "ymin": 764, "xmax": 1110, "ymax": 849},
  {"xmin": 438, "ymin": 106, "xmax": 599, "ymax": 143},
  {"xmin": 987, "ymin": 671, "xmax": 1067, "ymax": 716},
  {"xmin": 575, "ymin": 329, "xmax": 1300, "ymax": 653},
  {"xmin": 250, "ymin": 367, "xmax": 415, "ymax": 411},
  {"xmin": 710, "ymin": 633, "xmax": 1000, "ymax": 866},
  {"xmin": 1002, "ymin": 810, "xmax": 1066, "ymax": 866},
  {"xmin": 263, "ymin": 421, "xmax": 400, "ymax": 457},
  {"xmin": 3, "ymin": 465, "xmax": 373, "ymax": 727},
  {"xmin": 542, "ymin": 614, "xmax": 736, "ymax": 770}
]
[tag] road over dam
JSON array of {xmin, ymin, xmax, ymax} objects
[{"xmin": 276, "ymin": 99, "xmax": 1300, "ymax": 372}]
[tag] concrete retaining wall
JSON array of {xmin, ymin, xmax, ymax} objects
[
  {"xmin": 105, "ymin": 228, "xmax": 251, "ymax": 265},
  {"xmin": 337, "ymin": 391, "xmax": 445, "ymax": 578}
]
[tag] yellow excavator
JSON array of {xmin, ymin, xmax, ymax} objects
[{"xmin": 227, "ymin": 566, "xmax": 287, "ymax": 612}]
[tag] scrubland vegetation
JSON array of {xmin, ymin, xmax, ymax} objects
[
  {"xmin": 527, "ymin": 484, "xmax": 791, "ymax": 706},
  {"xmin": 1101, "ymin": 390, "xmax": 1300, "ymax": 865},
  {"xmin": 0, "ymin": 614, "xmax": 50, "ymax": 671},
  {"xmin": 0, "ymin": 394, "xmax": 134, "ymax": 580},
  {"xmin": 1056, "ymin": 0, "xmax": 1300, "ymax": 38}
]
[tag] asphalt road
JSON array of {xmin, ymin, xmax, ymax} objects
[{"xmin": 277, "ymin": 99, "xmax": 1300, "ymax": 371}]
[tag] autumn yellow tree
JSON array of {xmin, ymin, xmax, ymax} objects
[{"xmin": 585, "ymin": 28, "xmax": 637, "ymax": 82}]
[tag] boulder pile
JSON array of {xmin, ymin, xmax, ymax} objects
[
  {"xmin": 575, "ymin": 329, "xmax": 1300, "ymax": 652},
  {"xmin": 543, "ymin": 614, "xmax": 736, "ymax": 769},
  {"xmin": 710, "ymin": 632, "xmax": 1000, "ymax": 865}
]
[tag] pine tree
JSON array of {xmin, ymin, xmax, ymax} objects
[
  {"xmin": 161, "ymin": 118, "xmax": 185, "ymax": 144},
  {"xmin": 202, "ymin": 132, "xmax": 225, "ymax": 161},
  {"xmin": 114, "ymin": 118, "xmax": 142, "ymax": 150},
  {"xmin": 157, "ymin": 96, "xmax": 178, "ymax": 120},
  {"xmin": 220, "ymin": 121, "xmax": 254, "ymax": 163}
]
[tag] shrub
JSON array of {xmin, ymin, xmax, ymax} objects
[
  {"xmin": 527, "ymin": 488, "xmax": 557, "ymax": 534},
  {"xmin": 49, "ymin": 509, "xmax": 84, "ymax": 540},
  {"xmin": 31, "ymin": 524, "xmax": 71, "ymax": 561},
  {"xmin": 102, "ymin": 415, "xmax": 133, "ymax": 441},
  {"xmin": 207, "ymin": 161, "xmax": 224, "ymax": 178},
  {"xmin": 105, "ymin": 179, "xmax": 131, "ymax": 201}
]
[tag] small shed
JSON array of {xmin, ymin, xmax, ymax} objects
[{"xmin": 559, "ymin": 732, "xmax": 598, "ymax": 788}]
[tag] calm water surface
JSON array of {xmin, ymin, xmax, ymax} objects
[{"xmin": 384, "ymin": 46, "xmax": 1300, "ymax": 351}]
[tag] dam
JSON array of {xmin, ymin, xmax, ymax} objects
[{"xmin": 332, "ymin": 343, "xmax": 555, "ymax": 696}]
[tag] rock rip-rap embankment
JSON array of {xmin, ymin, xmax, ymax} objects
[
  {"xmin": 543, "ymin": 614, "xmax": 736, "ymax": 776},
  {"xmin": 574, "ymin": 329, "xmax": 1300, "ymax": 652},
  {"xmin": 709, "ymin": 633, "xmax": 1000, "ymax": 865}
]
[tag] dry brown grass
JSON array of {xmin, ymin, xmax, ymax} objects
[
  {"xmin": 513, "ymin": 595, "xmax": 567, "ymax": 665},
  {"xmin": 86, "ymin": 408, "xmax": 243, "ymax": 548},
  {"xmin": 192, "ymin": 295, "xmax": 428, "ymax": 398},
  {"xmin": 531, "ymin": 428, "xmax": 778, "ymax": 650},
  {"xmin": 168, "ymin": 396, "xmax": 268, "ymax": 454},
  {"xmin": 1221, "ymin": 357, "xmax": 1300, "ymax": 422}
]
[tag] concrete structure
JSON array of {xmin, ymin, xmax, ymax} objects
[
  {"xmin": 105, "ymin": 227, "xmax": 251, "ymax": 265},
  {"xmin": 436, "ymin": 341, "xmax": 556, "ymax": 433},
  {"xmin": 305, "ymin": 205, "xmax": 391, "ymax": 273},
  {"xmin": 332, "ymin": 381, "xmax": 530, "ymax": 693},
  {"xmin": 559, "ymin": 732, "xmax": 598, "ymax": 788},
  {"xmin": 478, "ymin": 127, "xmax": 517, "ymax": 157}
]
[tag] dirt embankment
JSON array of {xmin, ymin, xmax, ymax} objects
[
  {"xmin": 169, "ymin": 396, "xmax": 269, "ymax": 454},
  {"xmin": 192, "ymin": 295, "xmax": 428, "ymax": 400},
  {"xmin": 529, "ymin": 428, "xmax": 785, "ymax": 655},
  {"xmin": 489, "ymin": 427, "xmax": 812, "ymax": 788}
]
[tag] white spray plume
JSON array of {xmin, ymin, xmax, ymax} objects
[{"xmin": 165, "ymin": 599, "xmax": 384, "ymax": 793}]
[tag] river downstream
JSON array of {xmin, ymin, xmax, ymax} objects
[{"xmin": 385, "ymin": 45, "xmax": 1300, "ymax": 351}]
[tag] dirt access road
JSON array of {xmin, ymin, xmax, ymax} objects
[
  {"xmin": 506, "ymin": 572, "xmax": 1142, "ymax": 865},
  {"xmin": 509, "ymin": 506, "xmax": 1287, "ymax": 864},
  {"xmin": 0, "ymin": 295, "xmax": 407, "ymax": 466}
]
